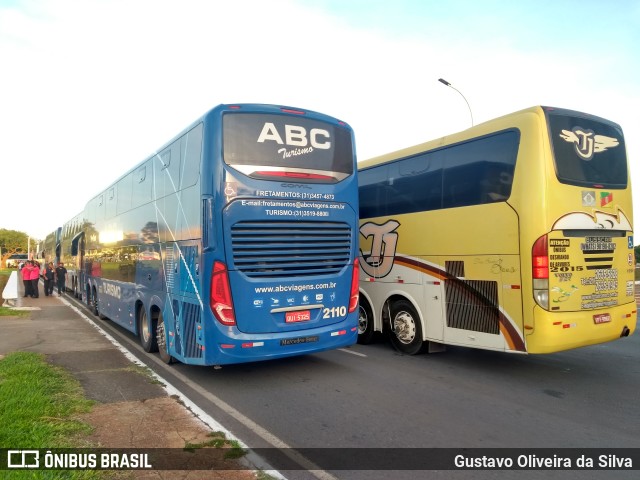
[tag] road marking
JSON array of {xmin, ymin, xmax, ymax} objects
[
  {"xmin": 338, "ymin": 348, "xmax": 367, "ymax": 357},
  {"xmin": 65, "ymin": 298, "xmax": 339, "ymax": 480}
]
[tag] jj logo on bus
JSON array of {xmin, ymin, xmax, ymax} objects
[
  {"xmin": 359, "ymin": 220, "xmax": 400, "ymax": 278},
  {"xmin": 559, "ymin": 127, "xmax": 619, "ymax": 161}
]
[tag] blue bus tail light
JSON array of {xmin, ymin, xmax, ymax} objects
[
  {"xmin": 348, "ymin": 258, "xmax": 360, "ymax": 313},
  {"xmin": 211, "ymin": 261, "xmax": 236, "ymax": 326}
]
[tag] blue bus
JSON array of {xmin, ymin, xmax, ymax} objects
[{"xmin": 55, "ymin": 104, "xmax": 359, "ymax": 366}]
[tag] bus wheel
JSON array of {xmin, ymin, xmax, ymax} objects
[
  {"xmin": 157, "ymin": 313, "xmax": 173, "ymax": 364},
  {"xmin": 91, "ymin": 287, "xmax": 99, "ymax": 316},
  {"xmin": 95, "ymin": 291, "xmax": 107, "ymax": 320},
  {"xmin": 139, "ymin": 308, "xmax": 158, "ymax": 353},
  {"xmin": 357, "ymin": 299, "xmax": 375, "ymax": 344},
  {"xmin": 389, "ymin": 299, "xmax": 425, "ymax": 355}
]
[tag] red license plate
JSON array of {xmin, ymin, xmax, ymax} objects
[
  {"xmin": 593, "ymin": 313, "xmax": 611, "ymax": 324},
  {"xmin": 285, "ymin": 310, "xmax": 311, "ymax": 323}
]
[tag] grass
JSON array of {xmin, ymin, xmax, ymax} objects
[
  {"xmin": 183, "ymin": 431, "xmax": 247, "ymax": 459},
  {"xmin": 0, "ymin": 267, "xmax": 15, "ymax": 292},
  {"xmin": 0, "ymin": 352, "xmax": 105, "ymax": 479},
  {"xmin": 0, "ymin": 353, "xmax": 255, "ymax": 478},
  {"xmin": 0, "ymin": 306, "xmax": 30, "ymax": 317}
]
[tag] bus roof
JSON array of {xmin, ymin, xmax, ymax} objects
[{"xmin": 359, "ymin": 105, "xmax": 623, "ymax": 171}]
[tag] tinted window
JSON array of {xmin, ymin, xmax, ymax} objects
[
  {"xmin": 223, "ymin": 113, "xmax": 353, "ymax": 180},
  {"xmin": 359, "ymin": 164, "xmax": 391, "ymax": 218},
  {"xmin": 106, "ymin": 187, "xmax": 117, "ymax": 218},
  {"xmin": 442, "ymin": 130, "xmax": 519, "ymax": 208},
  {"xmin": 154, "ymin": 142, "xmax": 181, "ymax": 199},
  {"xmin": 117, "ymin": 175, "xmax": 132, "ymax": 214},
  {"xmin": 132, "ymin": 163, "xmax": 152, "ymax": 207},
  {"xmin": 359, "ymin": 130, "xmax": 519, "ymax": 218},
  {"xmin": 547, "ymin": 111, "xmax": 627, "ymax": 188},
  {"xmin": 181, "ymin": 123, "xmax": 202, "ymax": 188}
]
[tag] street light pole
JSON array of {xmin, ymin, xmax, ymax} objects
[{"xmin": 438, "ymin": 78, "xmax": 474, "ymax": 127}]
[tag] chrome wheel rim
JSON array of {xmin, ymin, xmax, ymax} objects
[
  {"xmin": 141, "ymin": 311, "xmax": 151, "ymax": 344},
  {"xmin": 358, "ymin": 305, "xmax": 369, "ymax": 334},
  {"xmin": 393, "ymin": 311, "xmax": 416, "ymax": 344}
]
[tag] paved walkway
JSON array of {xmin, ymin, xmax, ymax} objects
[
  {"xmin": 0, "ymin": 281, "xmax": 166, "ymax": 403},
  {"xmin": 0, "ymin": 277, "xmax": 258, "ymax": 478}
]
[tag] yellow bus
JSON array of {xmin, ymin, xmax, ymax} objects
[{"xmin": 357, "ymin": 106, "xmax": 636, "ymax": 354}]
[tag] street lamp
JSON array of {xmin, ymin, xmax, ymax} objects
[{"xmin": 438, "ymin": 78, "xmax": 474, "ymax": 127}]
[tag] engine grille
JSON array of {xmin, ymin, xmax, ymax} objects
[{"xmin": 230, "ymin": 220, "xmax": 352, "ymax": 278}]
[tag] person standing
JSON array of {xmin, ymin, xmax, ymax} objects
[
  {"xmin": 29, "ymin": 261, "xmax": 40, "ymax": 298},
  {"xmin": 55, "ymin": 262, "xmax": 68, "ymax": 296},
  {"xmin": 43, "ymin": 262, "xmax": 55, "ymax": 296},
  {"xmin": 21, "ymin": 261, "xmax": 34, "ymax": 298}
]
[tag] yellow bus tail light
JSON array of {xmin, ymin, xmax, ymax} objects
[{"xmin": 532, "ymin": 235, "xmax": 549, "ymax": 309}]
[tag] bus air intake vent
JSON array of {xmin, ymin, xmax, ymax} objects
[
  {"xmin": 445, "ymin": 279, "xmax": 500, "ymax": 335},
  {"xmin": 182, "ymin": 301, "xmax": 203, "ymax": 359},
  {"xmin": 231, "ymin": 220, "xmax": 352, "ymax": 278}
]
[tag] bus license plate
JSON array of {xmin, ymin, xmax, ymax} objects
[
  {"xmin": 280, "ymin": 336, "xmax": 319, "ymax": 346},
  {"xmin": 593, "ymin": 313, "xmax": 611, "ymax": 324},
  {"xmin": 285, "ymin": 310, "xmax": 311, "ymax": 323}
]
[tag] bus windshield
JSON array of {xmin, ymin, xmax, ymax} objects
[
  {"xmin": 547, "ymin": 109, "xmax": 627, "ymax": 189},
  {"xmin": 223, "ymin": 112, "xmax": 354, "ymax": 182}
]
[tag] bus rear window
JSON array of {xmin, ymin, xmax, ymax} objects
[
  {"xmin": 547, "ymin": 110, "xmax": 627, "ymax": 188},
  {"xmin": 223, "ymin": 113, "xmax": 354, "ymax": 183}
]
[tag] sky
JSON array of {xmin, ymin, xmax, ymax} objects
[{"xmin": 1, "ymin": 0, "xmax": 639, "ymax": 242}]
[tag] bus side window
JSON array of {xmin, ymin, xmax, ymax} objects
[
  {"xmin": 359, "ymin": 164, "xmax": 390, "ymax": 218},
  {"xmin": 442, "ymin": 131, "xmax": 518, "ymax": 209},
  {"xmin": 181, "ymin": 123, "xmax": 203, "ymax": 189},
  {"xmin": 132, "ymin": 163, "xmax": 152, "ymax": 207},
  {"xmin": 395, "ymin": 151, "xmax": 443, "ymax": 214}
]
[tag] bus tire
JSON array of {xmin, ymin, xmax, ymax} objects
[
  {"xmin": 139, "ymin": 308, "xmax": 158, "ymax": 353},
  {"xmin": 95, "ymin": 291, "xmax": 107, "ymax": 320},
  {"xmin": 357, "ymin": 298, "xmax": 375, "ymax": 344},
  {"xmin": 389, "ymin": 299, "xmax": 426, "ymax": 355},
  {"xmin": 157, "ymin": 313, "xmax": 173, "ymax": 364},
  {"xmin": 90, "ymin": 287, "xmax": 99, "ymax": 316}
]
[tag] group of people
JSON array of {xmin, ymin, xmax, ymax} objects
[{"xmin": 20, "ymin": 260, "xmax": 67, "ymax": 298}]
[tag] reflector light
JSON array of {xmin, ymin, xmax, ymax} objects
[
  {"xmin": 211, "ymin": 261, "xmax": 236, "ymax": 326},
  {"xmin": 220, "ymin": 344, "xmax": 236, "ymax": 349},
  {"xmin": 281, "ymin": 108, "xmax": 305, "ymax": 115},
  {"xmin": 255, "ymin": 170, "xmax": 334, "ymax": 181},
  {"xmin": 349, "ymin": 259, "xmax": 360, "ymax": 313}
]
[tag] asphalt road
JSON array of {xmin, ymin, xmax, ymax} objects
[{"xmin": 67, "ymin": 295, "xmax": 640, "ymax": 480}]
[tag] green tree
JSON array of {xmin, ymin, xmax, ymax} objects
[
  {"xmin": 0, "ymin": 229, "xmax": 29, "ymax": 267},
  {"xmin": 635, "ymin": 245, "xmax": 640, "ymax": 265}
]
